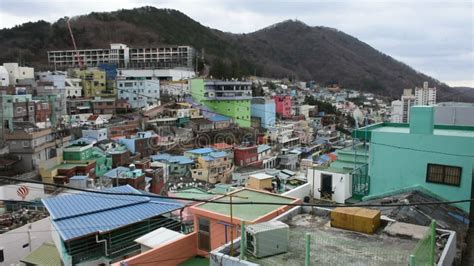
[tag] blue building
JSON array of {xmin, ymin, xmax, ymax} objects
[{"xmin": 251, "ymin": 97, "xmax": 276, "ymax": 129}]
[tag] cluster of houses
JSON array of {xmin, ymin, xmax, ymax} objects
[{"xmin": 0, "ymin": 49, "xmax": 472, "ymax": 265}]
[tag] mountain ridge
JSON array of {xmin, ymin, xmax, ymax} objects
[{"xmin": 0, "ymin": 6, "xmax": 472, "ymax": 101}]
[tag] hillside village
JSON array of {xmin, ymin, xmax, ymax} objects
[{"xmin": 0, "ymin": 21, "xmax": 473, "ymax": 266}]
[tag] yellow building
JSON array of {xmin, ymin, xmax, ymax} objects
[
  {"xmin": 72, "ymin": 69, "xmax": 114, "ymax": 98},
  {"xmin": 246, "ymin": 173, "xmax": 274, "ymax": 191},
  {"xmin": 191, "ymin": 151, "xmax": 233, "ymax": 184}
]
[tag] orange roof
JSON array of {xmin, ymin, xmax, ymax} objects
[
  {"xmin": 211, "ymin": 142, "xmax": 233, "ymax": 150},
  {"xmin": 87, "ymin": 115, "xmax": 99, "ymax": 121}
]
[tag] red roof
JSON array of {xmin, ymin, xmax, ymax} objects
[
  {"xmin": 87, "ymin": 115, "xmax": 99, "ymax": 121},
  {"xmin": 212, "ymin": 143, "xmax": 233, "ymax": 150}
]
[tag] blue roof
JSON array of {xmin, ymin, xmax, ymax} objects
[
  {"xmin": 70, "ymin": 175, "xmax": 88, "ymax": 180},
  {"xmin": 42, "ymin": 185, "xmax": 184, "ymax": 241},
  {"xmin": 201, "ymin": 156, "xmax": 215, "ymax": 162},
  {"xmin": 257, "ymin": 144, "xmax": 271, "ymax": 154},
  {"xmin": 186, "ymin": 147, "xmax": 215, "ymax": 154},
  {"xmin": 151, "ymin": 154, "xmax": 194, "ymax": 165},
  {"xmin": 209, "ymin": 151, "xmax": 227, "ymax": 158}
]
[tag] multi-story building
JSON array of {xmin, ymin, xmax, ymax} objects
[
  {"xmin": 33, "ymin": 100, "xmax": 52, "ymax": 125},
  {"xmin": 4, "ymin": 127, "xmax": 71, "ymax": 171},
  {"xmin": 390, "ymin": 100, "xmax": 403, "ymax": 123},
  {"xmin": 0, "ymin": 94, "xmax": 33, "ymax": 137},
  {"xmin": 91, "ymin": 98, "xmax": 116, "ymax": 115},
  {"xmin": 415, "ymin": 81, "xmax": 436, "ymax": 106},
  {"xmin": 71, "ymin": 69, "xmax": 111, "ymax": 98},
  {"xmin": 251, "ymin": 97, "xmax": 276, "ymax": 129},
  {"xmin": 353, "ymin": 106, "xmax": 474, "ymax": 213},
  {"xmin": 48, "ymin": 43, "xmax": 195, "ymax": 69},
  {"xmin": 189, "ymin": 149, "xmax": 233, "ymax": 184},
  {"xmin": 191, "ymin": 79, "xmax": 252, "ymax": 127},
  {"xmin": 34, "ymin": 86, "xmax": 67, "ymax": 125},
  {"xmin": 2, "ymin": 63, "xmax": 34, "ymax": 85},
  {"xmin": 401, "ymin": 89, "xmax": 416, "ymax": 123},
  {"xmin": 116, "ymin": 70, "xmax": 161, "ymax": 109},
  {"xmin": 0, "ymin": 66, "xmax": 10, "ymax": 86},
  {"xmin": 65, "ymin": 78, "xmax": 83, "ymax": 98},
  {"xmin": 272, "ymin": 95, "xmax": 292, "ymax": 118},
  {"xmin": 36, "ymin": 71, "xmax": 66, "ymax": 89},
  {"xmin": 118, "ymin": 131, "xmax": 159, "ymax": 158},
  {"xmin": 12, "ymin": 99, "xmax": 35, "ymax": 124},
  {"xmin": 234, "ymin": 145, "xmax": 259, "ymax": 167}
]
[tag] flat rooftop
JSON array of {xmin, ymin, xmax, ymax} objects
[
  {"xmin": 372, "ymin": 126, "xmax": 474, "ymax": 138},
  {"xmin": 195, "ymin": 189, "xmax": 295, "ymax": 222},
  {"xmin": 248, "ymin": 213, "xmax": 419, "ymax": 266}
]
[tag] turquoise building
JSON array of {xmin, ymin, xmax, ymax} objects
[{"xmin": 354, "ymin": 106, "xmax": 474, "ymax": 213}]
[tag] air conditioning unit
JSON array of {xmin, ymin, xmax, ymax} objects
[{"xmin": 246, "ymin": 221, "xmax": 289, "ymax": 258}]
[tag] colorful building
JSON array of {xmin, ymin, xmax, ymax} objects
[
  {"xmin": 186, "ymin": 148, "xmax": 234, "ymax": 184},
  {"xmin": 234, "ymin": 145, "xmax": 259, "ymax": 167},
  {"xmin": 40, "ymin": 142, "xmax": 112, "ymax": 184},
  {"xmin": 251, "ymin": 97, "xmax": 276, "ymax": 128},
  {"xmin": 272, "ymin": 95, "xmax": 292, "ymax": 118},
  {"xmin": 72, "ymin": 69, "xmax": 109, "ymax": 98},
  {"xmin": 190, "ymin": 79, "xmax": 252, "ymax": 127},
  {"xmin": 353, "ymin": 106, "xmax": 474, "ymax": 213}
]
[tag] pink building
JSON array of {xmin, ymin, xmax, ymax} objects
[{"xmin": 272, "ymin": 95, "xmax": 292, "ymax": 118}]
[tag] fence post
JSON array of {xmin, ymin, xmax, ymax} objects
[
  {"xmin": 409, "ymin": 254, "xmax": 415, "ymax": 266},
  {"xmin": 305, "ymin": 233, "xmax": 311, "ymax": 266},
  {"xmin": 430, "ymin": 220, "xmax": 436, "ymax": 265},
  {"xmin": 240, "ymin": 221, "xmax": 246, "ymax": 260}
]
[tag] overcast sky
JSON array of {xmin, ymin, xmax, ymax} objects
[{"xmin": 1, "ymin": 0, "xmax": 473, "ymax": 87}]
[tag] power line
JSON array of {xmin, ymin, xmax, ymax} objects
[{"xmin": 0, "ymin": 177, "xmax": 472, "ymax": 208}]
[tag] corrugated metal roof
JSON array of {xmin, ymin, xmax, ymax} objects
[
  {"xmin": 42, "ymin": 185, "xmax": 184, "ymax": 241},
  {"xmin": 257, "ymin": 144, "xmax": 271, "ymax": 153},
  {"xmin": 209, "ymin": 151, "xmax": 227, "ymax": 158},
  {"xmin": 187, "ymin": 147, "xmax": 214, "ymax": 154},
  {"xmin": 202, "ymin": 156, "xmax": 215, "ymax": 161}
]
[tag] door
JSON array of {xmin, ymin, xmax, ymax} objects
[{"xmin": 321, "ymin": 174, "xmax": 333, "ymax": 200}]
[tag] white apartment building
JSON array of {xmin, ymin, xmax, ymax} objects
[
  {"xmin": 390, "ymin": 100, "xmax": 403, "ymax": 123},
  {"xmin": 0, "ymin": 66, "xmax": 9, "ymax": 86},
  {"xmin": 65, "ymin": 78, "xmax": 83, "ymax": 98},
  {"xmin": 2, "ymin": 63, "xmax": 34, "ymax": 85},
  {"xmin": 415, "ymin": 81, "xmax": 436, "ymax": 105},
  {"xmin": 48, "ymin": 43, "xmax": 195, "ymax": 70},
  {"xmin": 36, "ymin": 71, "xmax": 66, "ymax": 89},
  {"xmin": 117, "ymin": 69, "xmax": 161, "ymax": 109}
]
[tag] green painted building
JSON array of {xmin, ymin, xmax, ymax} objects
[
  {"xmin": 0, "ymin": 94, "xmax": 33, "ymax": 136},
  {"xmin": 190, "ymin": 79, "xmax": 252, "ymax": 127},
  {"xmin": 62, "ymin": 143, "xmax": 112, "ymax": 177},
  {"xmin": 354, "ymin": 106, "xmax": 474, "ymax": 213}
]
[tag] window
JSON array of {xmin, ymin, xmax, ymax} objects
[
  {"xmin": 426, "ymin": 164, "xmax": 461, "ymax": 186},
  {"xmin": 22, "ymin": 141, "xmax": 30, "ymax": 147},
  {"xmin": 198, "ymin": 218, "xmax": 211, "ymax": 251}
]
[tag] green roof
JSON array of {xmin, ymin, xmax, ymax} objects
[
  {"xmin": 20, "ymin": 242, "xmax": 61, "ymax": 265},
  {"xmin": 196, "ymin": 189, "xmax": 294, "ymax": 221},
  {"xmin": 174, "ymin": 188, "xmax": 215, "ymax": 200}
]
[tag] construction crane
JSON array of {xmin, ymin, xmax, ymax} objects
[{"xmin": 66, "ymin": 17, "xmax": 84, "ymax": 69}]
